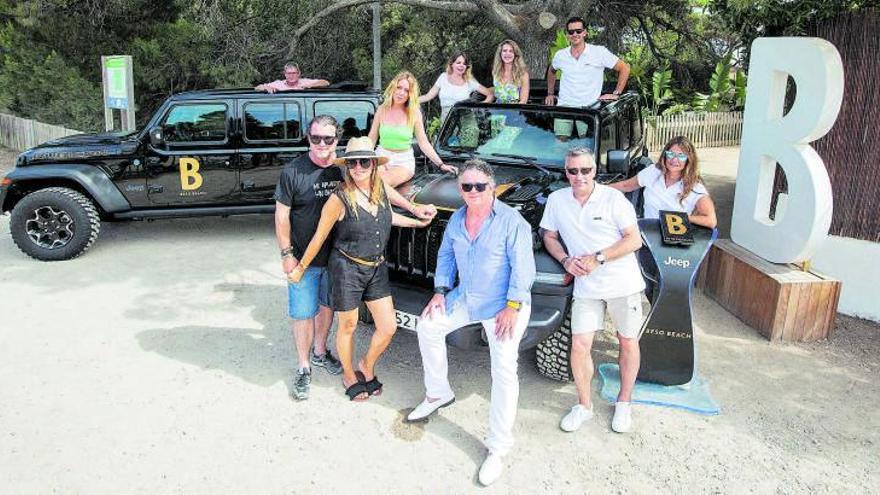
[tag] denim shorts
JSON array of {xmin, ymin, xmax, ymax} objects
[{"xmin": 287, "ymin": 266, "xmax": 331, "ymax": 320}]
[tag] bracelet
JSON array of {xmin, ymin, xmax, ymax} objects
[
  {"xmin": 506, "ymin": 300, "xmax": 522, "ymax": 310},
  {"xmin": 280, "ymin": 246, "xmax": 295, "ymax": 258},
  {"xmin": 560, "ymin": 256, "xmax": 569, "ymax": 265}
]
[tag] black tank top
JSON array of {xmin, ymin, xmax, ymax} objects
[{"xmin": 333, "ymin": 187, "xmax": 392, "ymax": 260}]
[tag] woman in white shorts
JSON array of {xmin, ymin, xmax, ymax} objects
[{"xmin": 368, "ymin": 71, "xmax": 456, "ymax": 186}]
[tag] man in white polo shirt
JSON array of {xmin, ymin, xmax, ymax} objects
[
  {"xmin": 545, "ymin": 16, "xmax": 630, "ymax": 107},
  {"xmin": 540, "ymin": 147, "xmax": 645, "ymax": 434},
  {"xmin": 544, "ymin": 17, "xmax": 631, "ymax": 139}
]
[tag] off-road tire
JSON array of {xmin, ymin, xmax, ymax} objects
[
  {"xmin": 10, "ymin": 187, "xmax": 101, "ymax": 261},
  {"xmin": 535, "ymin": 304, "xmax": 574, "ymax": 381}
]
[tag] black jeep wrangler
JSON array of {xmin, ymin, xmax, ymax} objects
[
  {"xmin": 0, "ymin": 84, "xmax": 379, "ymax": 260},
  {"xmin": 386, "ymin": 92, "xmax": 651, "ymax": 380}
]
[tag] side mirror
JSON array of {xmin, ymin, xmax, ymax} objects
[
  {"xmin": 148, "ymin": 126, "xmax": 165, "ymax": 148},
  {"xmin": 607, "ymin": 149, "xmax": 628, "ymax": 174}
]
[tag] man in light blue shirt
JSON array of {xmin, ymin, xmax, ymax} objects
[{"xmin": 406, "ymin": 159, "xmax": 535, "ymax": 486}]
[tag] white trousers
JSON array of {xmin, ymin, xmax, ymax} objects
[{"xmin": 416, "ymin": 301, "xmax": 530, "ymax": 456}]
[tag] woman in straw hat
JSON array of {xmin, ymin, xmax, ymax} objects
[{"xmin": 289, "ymin": 137, "xmax": 432, "ymax": 401}]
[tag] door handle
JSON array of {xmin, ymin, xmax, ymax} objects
[
  {"xmin": 148, "ymin": 185, "xmax": 164, "ymax": 193},
  {"xmin": 241, "ymin": 180, "xmax": 256, "ymax": 191}
]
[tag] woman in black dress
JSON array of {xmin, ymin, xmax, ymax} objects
[{"xmin": 289, "ymin": 137, "xmax": 431, "ymax": 401}]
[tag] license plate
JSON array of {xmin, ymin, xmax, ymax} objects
[{"xmin": 395, "ymin": 310, "xmax": 420, "ymax": 332}]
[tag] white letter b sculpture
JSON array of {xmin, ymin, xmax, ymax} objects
[{"xmin": 731, "ymin": 38, "xmax": 843, "ymax": 263}]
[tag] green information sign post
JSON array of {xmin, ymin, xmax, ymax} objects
[{"xmin": 101, "ymin": 55, "xmax": 135, "ymax": 132}]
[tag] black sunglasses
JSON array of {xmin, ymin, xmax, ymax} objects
[
  {"xmin": 460, "ymin": 182, "xmax": 489, "ymax": 193},
  {"xmin": 308, "ymin": 134, "xmax": 337, "ymax": 145},
  {"xmin": 566, "ymin": 28, "xmax": 585, "ymax": 35},
  {"xmin": 566, "ymin": 167, "xmax": 594, "ymax": 176},
  {"xmin": 346, "ymin": 159, "xmax": 374, "ymax": 170}
]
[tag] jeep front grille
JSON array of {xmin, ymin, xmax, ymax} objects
[
  {"xmin": 504, "ymin": 183, "xmax": 543, "ymax": 202},
  {"xmin": 387, "ymin": 218, "xmax": 448, "ymax": 279}
]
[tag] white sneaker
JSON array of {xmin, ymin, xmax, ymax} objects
[
  {"xmin": 611, "ymin": 401, "xmax": 633, "ymax": 433},
  {"xmin": 478, "ymin": 453, "xmax": 504, "ymax": 486},
  {"xmin": 406, "ymin": 395, "xmax": 455, "ymax": 422},
  {"xmin": 560, "ymin": 404, "xmax": 594, "ymax": 432}
]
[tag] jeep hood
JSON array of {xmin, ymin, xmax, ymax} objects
[
  {"xmin": 399, "ymin": 164, "xmax": 548, "ymax": 212},
  {"xmin": 18, "ymin": 131, "xmax": 139, "ymax": 165}
]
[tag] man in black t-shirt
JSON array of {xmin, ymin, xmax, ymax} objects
[{"xmin": 274, "ymin": 115, "xmax": 437, "ymax": 400}]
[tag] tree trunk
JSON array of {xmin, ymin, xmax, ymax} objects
[{"xmin": 520, "ymin": 35, "xmax": 555, "ymax": 77}]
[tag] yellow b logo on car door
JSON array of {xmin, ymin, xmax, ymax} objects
[{"xmin": 179, "ymin": 157, "xmax": 203, "ymax": 190}]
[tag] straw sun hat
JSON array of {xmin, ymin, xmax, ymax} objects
[{"xmin": 332, "ymin": 137, "xmax": 389, "ymax": 166}]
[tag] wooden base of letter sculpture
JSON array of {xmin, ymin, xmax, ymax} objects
[{"xmin": 698, "ymin": 239, "xmax": 840, "ymax": 342}]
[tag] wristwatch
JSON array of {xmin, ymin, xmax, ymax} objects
[
  {"xmin": 595, "ymin": 251, "xmax": 606, "ymax": 265},
  {"xmin": 434, "ymin": 286, "xmax": 450, "ymax": 295},
  {"xmin": 280, "ymin": 246, "xmax": 295, "ymax": 258}
]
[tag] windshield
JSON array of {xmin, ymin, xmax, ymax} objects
[{"xmin": 437, "ymin": 106, "xmax": 597, "ymax": 167}]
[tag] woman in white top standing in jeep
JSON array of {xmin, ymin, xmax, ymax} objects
[{"xmin": 419, "ymin": 52, "xmax": 493, "ymax": 121}]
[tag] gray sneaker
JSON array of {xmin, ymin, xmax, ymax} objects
[
  {"xmin": 310, "ymin": 349, "xmax": 343, "ymax": 375},
  {"xmin": 292, "ymin": 368, "xmax": 311, "ymax": 400}
]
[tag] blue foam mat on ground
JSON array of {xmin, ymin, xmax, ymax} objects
[{"xmin": 598, "ymin": 363, "xmax": 720, "ymax": 416}]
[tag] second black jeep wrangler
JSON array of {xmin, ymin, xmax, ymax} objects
[{"xmin": 0, "ymin": 84, "xmax": 379, "ymax": 260}]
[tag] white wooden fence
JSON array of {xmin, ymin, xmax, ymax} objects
[
  {"xmin": 646, "ymin": 111, "xmax": 743, "ymax": 151},
  {"xmin": 0, "ymin": 113, "xmax": 82, "ymax": 151}
]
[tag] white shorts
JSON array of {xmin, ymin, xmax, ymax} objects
[
  {"xmin": 376, "ymin": 146, "xmax": 415, "ymax": 174},
  {"xmin": 570, "ymin": 292, "xmax": 644, "ymax": 339}
]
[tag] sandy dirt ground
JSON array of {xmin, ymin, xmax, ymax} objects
[{"xmin": 0, "ymin": 147, "xmax": 878, "ymax": 493}]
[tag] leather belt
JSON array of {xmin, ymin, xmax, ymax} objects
[{"xmin": 337, "ymin": 248, "xmax": 385, "ymax": 267}]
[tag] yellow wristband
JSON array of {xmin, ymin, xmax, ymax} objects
[{"xmin": 506, "ymin": 300, "xmax": 522, "ymax": 310}]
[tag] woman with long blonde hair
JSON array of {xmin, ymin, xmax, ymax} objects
[
  {"xmin": 367, "ymin": 71, "xmax": 456, "ymax": 186},
  {"xmin": 491, "ymin": 40, "xmax": 530, "ymax": 104},
  {"xmin": 289, "ymin": 137, "xmax": 431, "ymax": 401},
  {"xmin": 419, "ymin": 52, "xmax": 494, "ymax": 121}
]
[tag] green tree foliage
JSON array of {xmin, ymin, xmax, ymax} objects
[
  {"xmin": 708, "ymin": 0, "xmax": 879, "ymax": 63},
  {"xmin": 1, "ymin": 0, "xmax": 874, "ymax": 132}
]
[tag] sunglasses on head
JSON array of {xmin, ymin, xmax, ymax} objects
[
  {"xmin": 566, "ymin": 167, "xmax": 594, "ymax": 176},
  {"xmin": 664, "ymin": 150, "xmax": 689, "ymax": 162},
  {"xmin": 566, "ymin": 28, "xmax": 585, "ymax": 35},
  {"xmin": 308, "ymin": 134, "xmax": 337, "ymax": 145},
  {"xmin": 346, "ymin": 159, "xmax": 374, "ymax": 170},
  {"xmin": 460, "ymin": 182, "xmax": 489, "ymax": 193}
]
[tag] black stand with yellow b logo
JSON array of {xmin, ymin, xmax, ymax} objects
[{"xmin": 636, "ymin": 212, "xmax": 717, "ymax": 386}]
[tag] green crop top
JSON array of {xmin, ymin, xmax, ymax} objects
[{"xmin": 379, "ymin": 124, "xmax": 414, "ymax": 150}]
